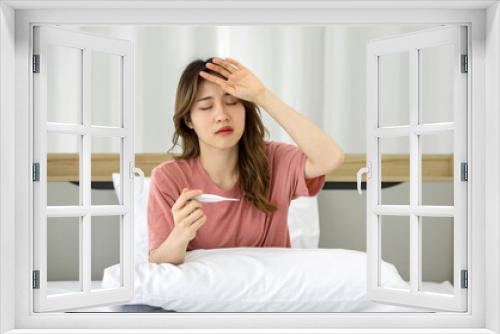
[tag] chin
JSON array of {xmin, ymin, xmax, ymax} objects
[
  {"xmin": 218, "ymin": 139, "xmax": 239, "ymax": 149},
  {"xmin": 213, "ymin": 132, "xmax": 242, "ymax": 148}
]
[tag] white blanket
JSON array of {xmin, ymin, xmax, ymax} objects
[{"xmin": 101, "ymin": 247, "xmax": 446, "ymax": 312}]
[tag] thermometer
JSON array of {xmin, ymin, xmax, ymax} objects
[{"xmin": 193, "ymin": 193, "xmax": 240, "ymax": 203}]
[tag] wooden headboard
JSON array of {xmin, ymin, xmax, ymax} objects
[{"xmin": 47, "ymin": 153, "xmax": 453, "ymax": 182}]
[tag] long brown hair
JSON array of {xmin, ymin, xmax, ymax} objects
[{"xmin": 167, "ymin": 57, "xmax": 278, "ymax": 214}]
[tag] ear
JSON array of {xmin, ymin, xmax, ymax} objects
[{"xmin": 184, "ymin": 116, "xmax": 193, "ymax": 129}]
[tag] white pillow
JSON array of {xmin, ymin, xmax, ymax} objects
[
  {"xmin": 111, "ymin": 173, "xmax": 321, "ymax": 264},
  {"xmin": 287, "ymin": 195, "xmax": 320, "ymax": 248},
  {"xmin": 112, "ymin": 173, "xmax": 151, "ymax": 265},
  {"xmin": 101, "ymin": 247, "xmax": 426, "ymax": 312}
]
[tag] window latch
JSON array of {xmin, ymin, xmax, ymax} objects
[
  {"xmin": 356, "ymin": 162, "xmax": 371, "ymax": 195},
  {"xmin": 129, "ymin": 161, "xmax": 145, "ymax": 194}
]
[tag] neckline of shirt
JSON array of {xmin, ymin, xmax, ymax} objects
[{"xmin": 194, "ymin": 155, "xmax": 240, "ymax": 198}]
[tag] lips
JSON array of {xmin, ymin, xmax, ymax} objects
[{"xmin": 216, "ymin": 126, "xmax": 234, "ymax": 134}]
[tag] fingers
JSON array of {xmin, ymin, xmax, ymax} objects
[
  {"xmin": 206, "ymin": 62, "xmax": 232, "ymax": 78},
  {"xmin": 189, "ymin": 215, "xmax": 207, "ymax": 232},
  {"xmin": 199, "ymin": 70, "xmax": 230, "ymax": 90},
  {"xmin": 223, "ymin": 57, "xmax": 243, "ymax": 71},
  {"xmin": 172, "ymin": 188, "xmax": 207, "ymax": 229},
  {"xmin": 170, "ymin": 188, "xmax": 208, "ymax": 243},
  {"xmin": 172, "ymin": 188, "xmax": 202, "ymax": 211},
  {"xmin": 180, "ymin": 196, "xmax": 202, "ymax": 214},
  {"xmin": 185, "ymin": 209, "xmax": 206, "ymax": 227},
  {"xmin": 212, "ymin": 57, "xmax": 239, "ymax": 73}
]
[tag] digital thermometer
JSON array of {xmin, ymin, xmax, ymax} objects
[{"xmin": 193, "ymin": 193, "xmax": 240, "ymax": 203}]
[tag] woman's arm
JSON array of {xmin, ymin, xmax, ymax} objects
[
  {"xmin": 200, "ymin": 57, "xmax": 344, "ymax": 179},
  {"xmin": 149, "ymin": 188, "xmax": 206, "ymax": 265},
  {"xmin": 149, "ymin": 229, "xmax": 190, "ymax": 265},
  {"xmin": 254, "ymin": 89, "xmax": 345, "ymax": 178}
]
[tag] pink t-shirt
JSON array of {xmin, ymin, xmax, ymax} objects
[{"xmin": 147, "ymin": 140, "xmax": 326, "ymax": 255}]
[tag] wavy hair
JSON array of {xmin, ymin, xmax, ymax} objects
[{"xmin": 167, "ymin": 57, "xmax": 278, "ymax": 214}]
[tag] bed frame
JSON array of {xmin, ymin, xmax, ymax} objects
[{"xmin": 47, "ymin": 153, "xmax": 453, "ymax": 190}]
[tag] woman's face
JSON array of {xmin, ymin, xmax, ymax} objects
[{"xmin": 187, "ymin": 79, "xmax": 246, "ymax": 150}]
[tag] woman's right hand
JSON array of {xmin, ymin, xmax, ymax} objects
[{"xmin": 171, "ymin": 188, "xmax": 207, "ymax": 243}]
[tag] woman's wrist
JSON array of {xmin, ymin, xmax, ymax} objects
[
  {"xmin": 150, "ymin": 228, "xmax": 189, "ymax": 264},
  {"xmin": 254, "ymin": 87, "xmax": 271, "ymax": 106},
  {"xmin": 170, "ymin": 226, "xmax": 192, "ymax": 246}
]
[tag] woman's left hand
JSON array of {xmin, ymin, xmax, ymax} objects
[{"xmin": 199, "ymin": 57, "xmax": 268, "ymax": 104}]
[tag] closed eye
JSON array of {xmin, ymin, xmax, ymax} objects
[{"xmin": 200, "ymin": 102, "xmax": 238, "ymax": 110}]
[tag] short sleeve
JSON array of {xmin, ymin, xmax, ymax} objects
[
  {"xmin": 147, "ymin": 167, "xmax": 177, "ymax": 257},
  {"xmin": 270, "ymin": 141, "xmax": 326, "ymax": 200}
]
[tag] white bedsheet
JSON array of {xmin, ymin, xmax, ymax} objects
[{"xmin": 48, "ymin": 280, "xmax": 453, "ymax": 312}]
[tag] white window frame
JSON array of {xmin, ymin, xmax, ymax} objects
[
  {"xmin": 364, "ymin": 25, "xmax": 468, "ymax": 312},
  {"xmin": 32, "ymin": 25, "xmax": 136, "ymax": 312},
  {"xmin": 0, "ymin": 1, "xmax": 498, "ymax": 333}
]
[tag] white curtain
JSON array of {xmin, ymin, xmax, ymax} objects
[{"xmin": 51, "ymin": 24, "xmax": 450, "ymax": 156}]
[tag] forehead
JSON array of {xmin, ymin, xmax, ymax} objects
[{"xmin": 195, "ymin": 80, "xmax": 233, "ymax": 102}]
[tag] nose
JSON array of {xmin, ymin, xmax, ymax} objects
[{"xmin": 214, "ymin": 102, "xmax": 231, "ymax": 122}]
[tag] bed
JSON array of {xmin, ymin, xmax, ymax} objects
[
  {"xmin": 49, "ymin": 248, "xmax": 454, "ymax": 313},
  {"xmin": 46, "ymin": 174, "xmax": 454, "ymax": 313}
]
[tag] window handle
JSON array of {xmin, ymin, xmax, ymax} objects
[
  {"xmin": 356, "ymin": 162, "xmax": 371, "ymax": 195},
  {"xmin": 129, "ymin": 162, "xmax": 145, "ymax": 194}
]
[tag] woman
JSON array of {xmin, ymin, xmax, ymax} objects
[{"xmin": 148, "ymin": 57, "xmax": 344, "ymax": 265}]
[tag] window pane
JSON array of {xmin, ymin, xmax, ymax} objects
[
  {"xmin": 420, "ymin": 216, "xmax": 454, "ymax": 295},
  {"xmin": 47, "ymin": 45, "xmax": 82, "ymax": 124},
  {"xmin": 419, "ymin": 45, "xmax": 454, "ymax": 124},
  {"xmin": 379, "ymin": 136, "xmax": 410, "ymax": 205},
  {"xmin": 47, "ymin": 132, "xmax": 81, "ymax": 206},
  {"xmin": 91, "ymin": 136, "xmax": 122, "ymax": 205},
  {"xmin": 91, "ymin": 51, "xmax": 122, "ymax": 127},
  {"xmin": 91, "ymin": 216, "xmax": 122, "ymax": 291},
  {"xmin": 420, "ymin": 131, "xmax": 454, "ymax": 206},
  {"xmin": 378, "ymin": 52, "xmax": 409, "ymax": 127},
  {"xmin": 47, "ymin": 217, "xmax": 81, "ymax": 296},
  {"xmin": 380, "ymin": 215, "xmax": 410, "ymax": 291}
]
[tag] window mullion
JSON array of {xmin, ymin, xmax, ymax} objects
[
  {"xmin": 81, "ymin": 48, "xmax": 92, "ymax": 295},
  {"xmin": 409, "ymin": 47, "xmax": 420, "ymax": 295}
]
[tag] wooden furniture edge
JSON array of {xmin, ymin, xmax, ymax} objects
[{"xmin": 47, "ymin": 153, "xmax": 454, "ymax": 182}]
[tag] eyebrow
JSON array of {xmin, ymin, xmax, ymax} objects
[{"xmin": 195, "ymin": 93, "xmax": 232, "ymax": 103}]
